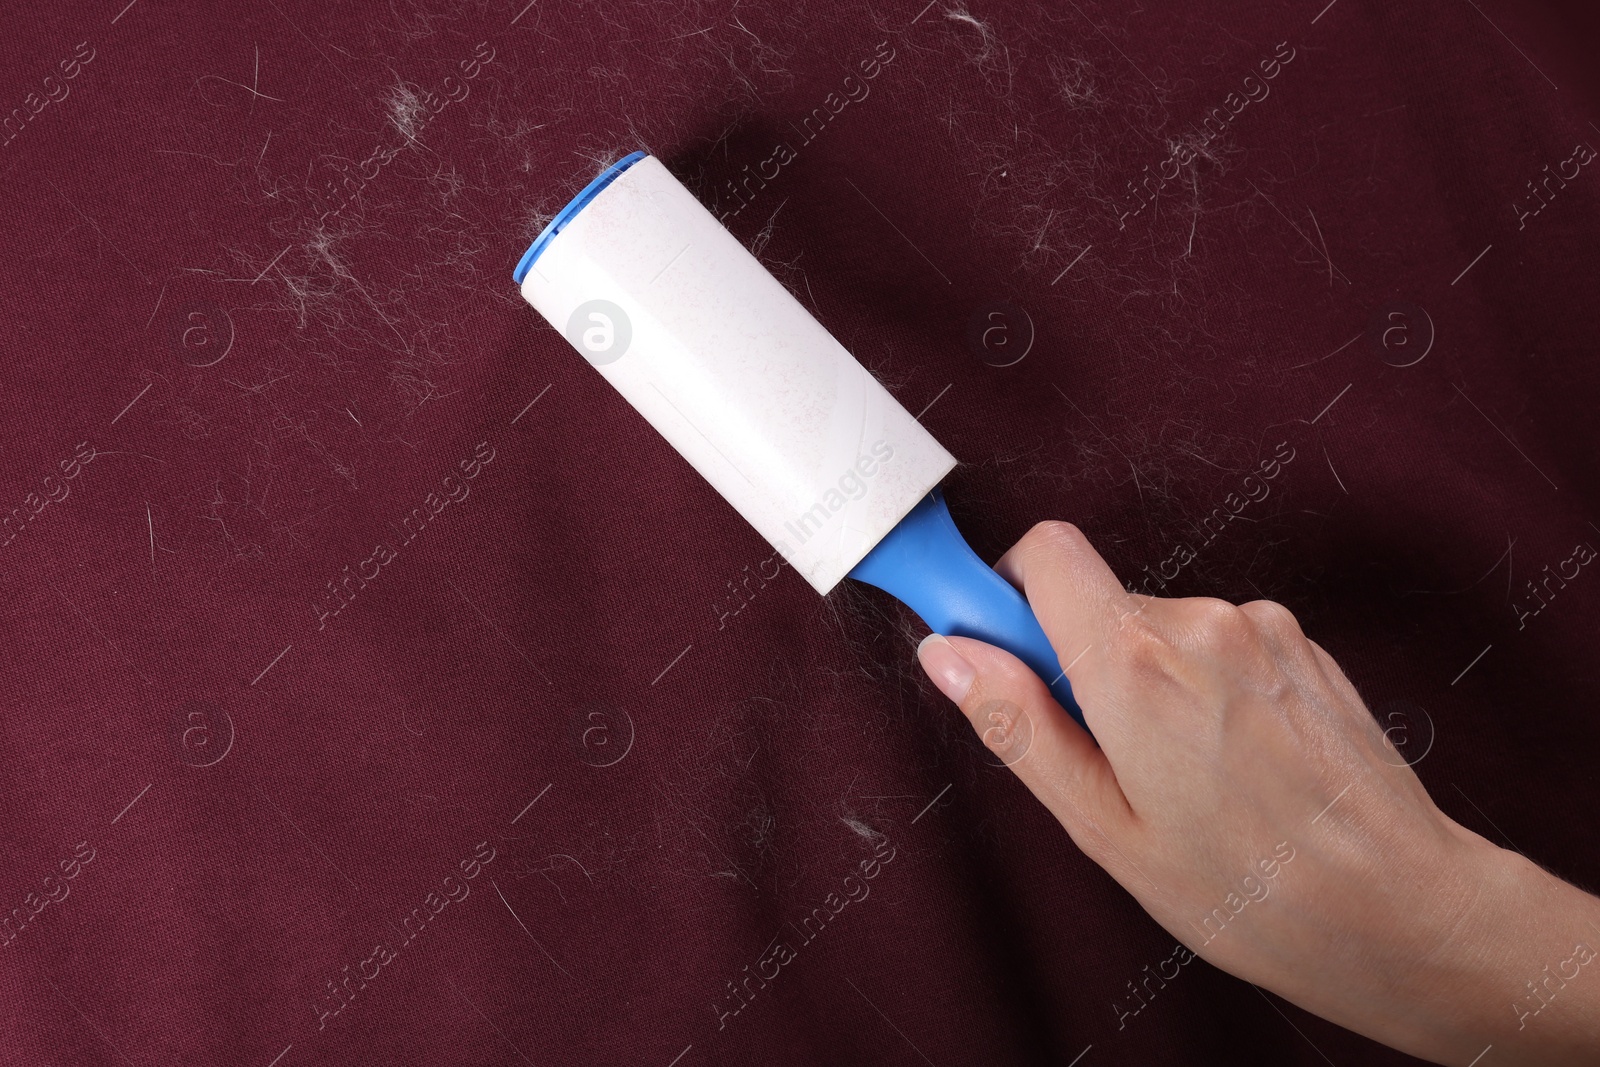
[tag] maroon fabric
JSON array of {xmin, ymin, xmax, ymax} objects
[{"xmin": 2, "ymin": 1, "xmax": 1597, "ymax": 1064}]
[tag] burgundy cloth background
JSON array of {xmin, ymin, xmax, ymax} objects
[{"xmin": 2, "ymin": 0, "xmax": 1597, "ymax": 1064}]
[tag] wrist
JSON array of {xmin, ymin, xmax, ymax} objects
[{"xmin": 1423, "ymin": 842, "xmax": 1600, "ymax": 1065}]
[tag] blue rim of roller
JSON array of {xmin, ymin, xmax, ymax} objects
[{"xmin": 512, "ymin": 150, "xmax": 648, "ymax": 285}]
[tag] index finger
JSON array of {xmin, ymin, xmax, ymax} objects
[{"xmin": 995, "ymin": 520, "xmax": 1136, "ymax": 686}]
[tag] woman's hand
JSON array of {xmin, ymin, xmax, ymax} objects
[{"xmin": 916, "ymin": 521, "xmax": 1600, "ymax": 1066}]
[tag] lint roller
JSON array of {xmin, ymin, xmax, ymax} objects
[{"xmin": 513, "ymin": 151, "xmax": 1084, "ymax": 726}]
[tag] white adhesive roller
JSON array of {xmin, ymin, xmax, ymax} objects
[
  {"xmin": 517, "ymin": 152, "xmax": 955, "ymax": 594},
  {"xmin": 514, "ymin": 151, "xmax": 1085, "ymax": 724}
]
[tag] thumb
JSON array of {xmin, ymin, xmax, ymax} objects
[{"xmin": 918, "ymin": 633, "xmax": 1135, "ymax": 851}]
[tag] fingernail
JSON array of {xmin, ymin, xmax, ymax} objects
[{"xmin": 918, "ymin": 634, "xmax": 975, "ymax": 703}]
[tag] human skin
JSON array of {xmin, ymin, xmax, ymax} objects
[{"xmin": 914, "ymin": 521, "xmax": 1600, "ymax": 1065}]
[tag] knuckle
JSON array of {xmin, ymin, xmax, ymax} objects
[
  {"xmin": 1241, "ymin": 598, "xmax": 1301, "ymax": 636},
  {"xmin": 1020, "ymin": 519, "xmax": 1086, "ymax": 557},
  {"xmin": 1186, "ymin": 597, "xmax": 1256, "ymax": 648}
]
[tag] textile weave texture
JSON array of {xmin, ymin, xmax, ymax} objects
[{"xmin": 1, "ymin": 1, "xmax": 1597, "ymax": 1064}]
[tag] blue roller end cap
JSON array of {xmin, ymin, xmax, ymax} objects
[
  {"xmin": 512, "ymin": 150, "xmax": 648, "ymax": 286},
  {"xmin": 849, "ymin": 489, "xmax": 1086, "ymax": 730}
]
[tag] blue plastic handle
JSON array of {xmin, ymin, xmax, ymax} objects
[{"xmin": 848, "ymin": 489, "xmax": 1086, "ymax": 728}]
